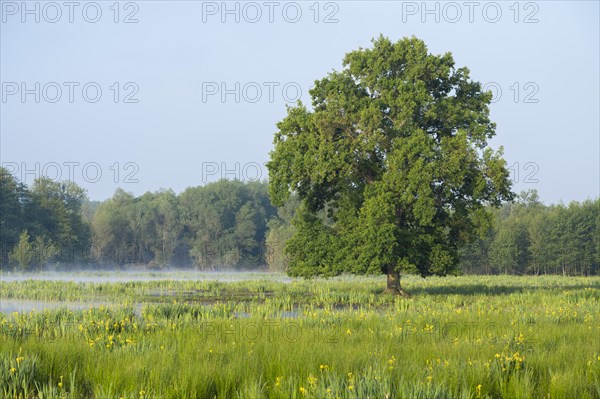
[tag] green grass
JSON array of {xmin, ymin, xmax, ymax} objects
[{"xmin": 1, "ymin": 274, "xmax": 599, "ymax": 398}]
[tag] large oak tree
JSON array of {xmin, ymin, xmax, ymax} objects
[{"xmin": 267, "ymin": 36, "xmax": 514, "ymax": 295}]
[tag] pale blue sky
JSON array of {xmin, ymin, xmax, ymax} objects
[{"xmin": 1, "ymin": 1, "xmax": 598, "ymax": 203}]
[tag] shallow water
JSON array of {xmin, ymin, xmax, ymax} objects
[
  {"xmin": 0, "ymin": 270, "xmax": 292, "ymax": 284},
  {"xmin": 0, "ymin": 271, "xmax": 296, "ymax": 315}
]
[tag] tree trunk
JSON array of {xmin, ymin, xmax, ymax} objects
[{"xmin": 384, "ymin": 266, "xmax": 411, "ymax": 297}]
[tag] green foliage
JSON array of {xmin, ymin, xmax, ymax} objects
[
  {"xmin": 1, "ymin": 169, "xmax": 91, "ymax": 269},
  {"xmin": 458, "ymin": 190, "xmax": 600, "ymax": 276},
  {"xmin": 179, "ymin": 180, "xmax": 276, "ymax": 269},
  {"xmin": 152, "ymin": 190, "xmax": 182, "ymax": 266},
  {"xmin": 0, "ymin": 168, "xmax": 28, "ymax": 264},
  {"xmin": 91, "ymin": 189, "xmax": 135, "ymax": 264},
  {"xmin": 26, "ymin": 178, "xmax": 91, "ymax": 262},
  {"xmin": 267, "ymin": 36, "xmax": 514, "ymax": 279},
  {"xmin": 9, "ymin": 231, "xmax": 34, "ymax": 271},
  {"xmin": 31, "ymin": 236, "xmax": 59, "ymax": 270},
  {"xmin": 265, "ymin": 195, "xmax": 299, "ymax": 272},
  {"xmin": 87, "ymin": 180, "xmax": 276, "ymax": 269},
  {"xmin": 1, "ymin": 165, "xmax": 598, "ymax": 276},
  {"xmin": 0, "ymin": 351, "xmax": 39, "ymax": 398},
  {"xmin": 8, "ymin": 231, "xmax": 59, "ymax": 272}
]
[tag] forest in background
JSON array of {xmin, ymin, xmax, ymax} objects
[{"xmin": 1, "ymin": 167, "xmax": 598, "ymax": 275}]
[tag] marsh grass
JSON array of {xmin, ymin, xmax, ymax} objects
[{"xmin": 1, "ymin": 274, "xmax": 599, "ymax": 398}]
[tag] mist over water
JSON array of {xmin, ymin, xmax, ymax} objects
[
  {"xmin": 0, "ymin": 270, "xmax": 292, "ymax": 284},
  {"xmin": 0, "ymin": 270, "xmax": 293, "ymax": 314}
]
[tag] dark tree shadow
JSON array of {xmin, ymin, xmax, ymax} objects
[{"xmin": 406, "ymin": 282, "xmax": 600, "ymax": 297}]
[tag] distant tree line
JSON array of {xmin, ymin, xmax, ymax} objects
[
  {"xmin": 0, "ymin": 167, "xmax": 288, "ymax": 270},
  {"xmin": 1, "ymin": 167, "xmax": 598, "ymax": 275},
  {"xmin": 459, "ymin": 190, "xmax": 600, "ymax": 276},
  {"xmin": 0, "ymin": 168, "xmax": 90, "ymax": 270},
  {"xmin": 90, "ymin": 180, "xmax": 280, "ymax": 269}
]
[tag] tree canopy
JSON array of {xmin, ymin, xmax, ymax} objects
[
  {"xmin": 267, "ymin": 36, "xmax": 514, "ymax": 293},
  {"xmin": 0, "ymin": 169, "xmax": 88, "ymax": 269}
]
